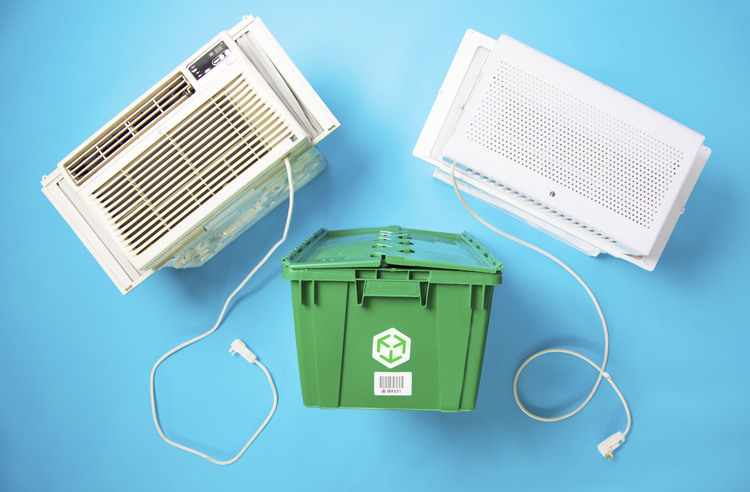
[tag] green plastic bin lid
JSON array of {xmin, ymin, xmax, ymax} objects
[{"xmin": 282, "ymin": 226, "xmax": 502, "ymax": 273}]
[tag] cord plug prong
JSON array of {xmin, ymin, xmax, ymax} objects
[{"xmin": 229, "ymin": 339, "xmax": 258, "ymax": 364}]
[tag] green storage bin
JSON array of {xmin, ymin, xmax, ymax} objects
[{"xmin": 282, "ymin": 226, "xmax": 503, "ymax": 411}]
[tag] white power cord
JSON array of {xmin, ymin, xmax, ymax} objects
[
  {"xmin": 449, "ymin": 162, "xmax": 631, "ymax": 459},
  {"xmin": 149, "ymin": 156, "xmax": 295, "ymax": 465}
]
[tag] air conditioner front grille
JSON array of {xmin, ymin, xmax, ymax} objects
[
  {"xmin": 93, "ymin": 74, "xmax": 292, "ymax": 257},
  {"xmin": 63, "ymin": 73, "xmax": 195, "ymax": 186}
]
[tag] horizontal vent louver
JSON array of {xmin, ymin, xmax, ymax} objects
[
  {"xmin": 93, "ymin": 74, "xmax": 292, "ymax": 257},
  {"xmin": 464, "ymin": 167, "xmax": 619, "ymax": 244},
  {"xmin": 64, "ymin": 73, "xmax": 195, "ymax": 186}
]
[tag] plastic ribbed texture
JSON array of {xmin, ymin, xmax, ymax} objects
[
  {"xmin": 93, "ymin": 73, "xmax": 290, "ymax": 256},
  {"xmin": 63, "ymin": 73, "xmax": 195, "ymax": 186},
  {"xmin": 282, "ymin": 226, "xmax": 503, "ymax": 274}
]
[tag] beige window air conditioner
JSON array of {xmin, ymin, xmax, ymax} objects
[{"xmin": 41, "ymin": 16, "xmax": 339, "ymax": 293}]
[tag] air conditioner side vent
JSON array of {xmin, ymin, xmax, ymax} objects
[
  {"xmin": 63, "ymin": 72, "xmax": 195, "ymax": 186},
  {"xmin": 463, "ymin": 167, "xmax": 620, "ymax": 245}
]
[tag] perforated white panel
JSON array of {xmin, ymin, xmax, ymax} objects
[
  {"xmin": 444, "ymin": 34, "xmax": 706, "ymax": 255},
  {"xmin": 466, "ymin": 60, "xmax": 684, "ymax": 229}
]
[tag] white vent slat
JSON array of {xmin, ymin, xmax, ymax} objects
[
  {"xmin": 94, "ymin": 73, "xmax": 292, "ymax": 256},
  {"xmin": 201, "ymin": 165, "xmax": 238, "ymax": 196},
  {"xmin": 261, "ymin": 124, "xmax": 290, "ymax": 148},
  {"xmin": 129, "ymin": 222, "xmax": 169, "ymax": 253},
  {"xmin": 118, "ymin": 165, "xmax": 192, "ymax": 232},
  {"xmin": 225, "ymin": 90, "xmax": 260, "ymax": 120},
  {"xmin": 247, "ymin": 108, "xmax": 274, "ymax": 130},
  {"xmin": 158, "ymin": 193, "xmax": 210, "ymax": 233},
  {"xmin": 63, "ymin": 73, "xmax": 194, "ymax": 186},
  {"xmin": 68, "ymin": 143, "xmax": 107, "ymax": 178},
  {"xmin": 141, "ymin": 172, "xmax": 213, "ymax": 231},
  {"xmin": 173, "ymin": 99, "xmax": 232, "ymax": 143},
  {"xmin": 120, "ymin": 130, "xmax": 241, "ymax": 235},
  {"xmin": 96, "ymin": 126, "xmax": 133, "ymax": 159},
  {"xmin": 252, "ymin": 128, "xmax": 289, "ymax": 156},
  {"xmin": 94, "ymin": 140, "xmax": 171, "ymax": 204},
  {"xmin": 107, "ymin": 147, "xmax": 185, "ymax": 222},
  {"xmin": 225, "ymin": 88, "xmax": 258, "ymax": 117},
  {"xmin": 167, "ymin": 123, "xmax": 244, "ymax": 187},
  {"xmin": 180, "ymin": 120, "xmax": 242, "ymax": 172},
  {"xmin": 124, "ymin": 139, "xmax": 267, "ymax": 248},
  {"xmin": 148, "ymin": 190, "xmax": 210, "ymax": 238},
  {"xmin": 253, "ymin": 116, "xmax": 284, "ymax": 142},
  {"xmin": 122, "ymin": 145, "xmax": 187, "ymax": 205},
  {"xmin": 115, "ymin": 111, "xmax": 245, "ymax": 226},
  {"xmin": 122, "ymin": 163, "xmax": 201, "ymax": 235},
  {"xmin": 128, "ymin": 77, "xmax": 192, "ymax": 133},
  {"xmin": 466, "ymin": 168, "xmax": 619, "ymax": 245},
  {"xmin": 196, "ymin": 144, "xmax": 244, "ymax": 185},
  {"xmin": 104, "ymin": 144, "xmax": 180, "ymax": 218},
  {"xmin": 224, "ymin": 144, "xmax": 265, "ymax": 177}
]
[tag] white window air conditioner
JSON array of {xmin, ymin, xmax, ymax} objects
[
  {"xmin": 414, "ymin": 30, "xmax": 710, "ymax": 270},
  {"xmin": 41, "ymin": 16, "xmax": 339, "ymax": 293}
]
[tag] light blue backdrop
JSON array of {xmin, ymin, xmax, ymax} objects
[{"xmin": 2, "ymin": 1, "xmax": 748, "ymax": 490}]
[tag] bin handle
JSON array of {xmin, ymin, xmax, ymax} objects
[{"xmin": 356, "ymin": 279, "xmax": 428, "ymax": 307}]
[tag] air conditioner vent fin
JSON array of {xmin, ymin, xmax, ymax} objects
[
  {"xmin": 465, "ymin": 168, "xmax": 619, "ymax": 245},
  {"xmin": 63, "ymin": 73, "xmax": 195, "ymax": 186},
  {"xmin": 93, "ymin": 74, "xmax": 291, "ymax": 257}
]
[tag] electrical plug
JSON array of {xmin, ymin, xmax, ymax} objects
[
  {"xmin": 229, "ymin": 339, "xmax": 257, "ymax": 364},
  {"xmin": 597, "ymin": 432, "xmax": 626, "ymax": 460}
]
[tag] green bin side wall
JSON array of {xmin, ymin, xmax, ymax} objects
[{"xmin": 289, "ymin": 278, "xmax": 496, "ymax": 411}]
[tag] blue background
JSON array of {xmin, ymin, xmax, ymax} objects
[{"xmin": 2, "ymin": 0, "xmax": 748, "ymax": 490}]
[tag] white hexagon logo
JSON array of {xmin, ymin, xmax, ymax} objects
[{"xmin": 372, "ymin": 328, "xmax": 411, "ymax": 369}]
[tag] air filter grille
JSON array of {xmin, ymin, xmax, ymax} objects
[
  {"xmin": 63, "ymin": 73, "xmax": 195, "ymax": 186},
  {"xmin": 465, "ymin": 60, "xmax": 684, "ymax": 228},
  {"xmin": 93, "ymin": 74, "xmax": 291, "ymax": 256}
]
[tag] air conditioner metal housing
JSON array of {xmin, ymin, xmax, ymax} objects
[
  {"xmin": 414, "ymin": 30, "xmax": 710, "ymax": 270},
  {"xmin": 42, "ymin": 16, "xmax": 339, "ymax": 293}
]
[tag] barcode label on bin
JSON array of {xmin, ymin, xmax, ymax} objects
[{"xmin": 374, "ymin": 372, "xmax": 412, "ymax": 396}]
